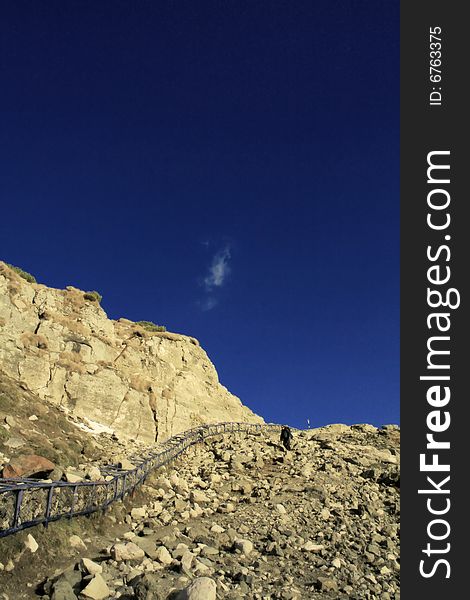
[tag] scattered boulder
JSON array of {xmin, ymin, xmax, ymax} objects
[
  {"xmin": 81, "ymin": 558, "xmax": 103, "ymax": 576},
  {"xmin": 69, "ymin": 535, "xmax": 87, "ymax": 551},
  {"xmin": 24, "ymin": 533, "xmax": 38, "ymax": 553},
  {"xmin": 50, "ymin": 579, "xmax": 78, "ymax": 600},
  {"xmin": 302, "ymin": 541, "xmax": 324, "ymax": 552},
  {"xmin": 2, "ymin": 454, "xmax": 55, "ymax": 478},
  {"xmin": 154, "ymin": 545, "xmax": 172, "ymax": 565},
  {"xmin": 177, "ymin": 577, "xmax": 217, "ymax": 600},
  {"xmin": 234, "ymin": 538, "xmax": 254, "ymax": 555},
  {"xmin": 80, "ymin": 573, "xmax": 110, "ymax": 599},
  {"xmin": 133, "ymin": 573, "xmax": 164, "ymax": 600},
  {"xmin": 4, "ymin": 435, "xmax": 26, "ymax": 449},
  {"xmin": 131, "ymin": 507, "xmax": 147, "ymax": 519},
  {"xmin": 111, "ymin": 542, "xmax": 145, "ymax": 562},
  {"xmin": 190, "ymin": 490, "xmax": 210, "ymax": 504},
  {"xmin": 0, "ymin": 425, "xmax": 399, "ymax": 600}
]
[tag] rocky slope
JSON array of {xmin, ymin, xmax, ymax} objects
[
  {"xmin": 0, "ymin": 369, "xmax": 168, "ymax": 488},
  {"xmin": 0, "ymin": 424, "xmax": 400, "ymax": 599},
  {"xmin": 0, "ymin": 262, "xmax": 262, "ymax": 443}
]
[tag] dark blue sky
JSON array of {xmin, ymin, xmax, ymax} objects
[{"xmin": 1, "ymin": 1, "xmax": 399, "ymax": 428}]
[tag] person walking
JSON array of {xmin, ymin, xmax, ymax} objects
[{"xmin": 280, "ymin": 426, "xmax": 293, "ymax": 450}]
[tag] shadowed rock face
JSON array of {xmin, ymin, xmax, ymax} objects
[{"xmin": 0, "ymin": 262, "xmax": 263, "ymax": 442}]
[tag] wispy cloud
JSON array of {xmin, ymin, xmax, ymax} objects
[
  {"xmin": 199, "ymin": 296, "xmax": 218, "ymax": 311},
  {"xmin": 197, "ymin": 244, "xmax": 232, "ymax": 311},
  {"xmin": 204, "ymin": 246, "xmax": 231, "ymax": 291}
]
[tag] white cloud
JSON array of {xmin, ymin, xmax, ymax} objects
[
  {"xmin": 200, "ymin": 297, "xmax": 218, "ymax": 311},
  {"xmin": 204, "ymin": 246, "xmax": 231, "ymax": 290}
]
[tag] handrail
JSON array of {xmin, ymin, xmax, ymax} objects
[{"xmin": 0, "ymin": 421, "xmax": 285, "ymax": 538}]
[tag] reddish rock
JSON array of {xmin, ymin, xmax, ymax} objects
[{"xmin": 2, "ymin": 454, "xmax": 55, "ymax": 479}]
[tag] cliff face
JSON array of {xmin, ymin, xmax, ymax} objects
[{"xmin": 0, "ymin": 262, "xmax": 262, "ymax": 442}]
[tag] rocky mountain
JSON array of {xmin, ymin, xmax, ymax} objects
[
  {"xmin": 0, "ymin": 424, "xmax": 400, "ymax": 599},
  {"xmin": 0, "ymin": 262, "xmax": 400, "ymax": 599},
  {"xmin": 0, "ymin": 262, "xmax": 262, "ymax": 443}
]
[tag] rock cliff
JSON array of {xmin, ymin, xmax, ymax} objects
[{"xmin": 0, "ymin": 262, "xmax": 262, "ymax": 442}]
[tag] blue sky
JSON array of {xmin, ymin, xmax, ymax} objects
[{"xmin": 0, "ymin": 1, "xmax": 399, "ymax": 428}]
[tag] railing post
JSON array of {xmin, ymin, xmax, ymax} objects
[
  {"xmin": 44, "ymin": 485, "xmax": 54, "ymax": 527},
  {"xmin": 113, "ymin": 477, "xmax": 119, "ymax": 500},
  {"xmin": 13, "ymin": 488, "xmax": 24, "ymax": 529},
  {"xmin": 69, "ymin": 484, "xmax": 78, "ymax": 517}
]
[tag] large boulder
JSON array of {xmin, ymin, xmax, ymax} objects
[
  {"xmin": 2, "ymin": 454, "xmax": 55, "ymax": 478},
  {"xmin": 177, "ymin": 577, "xmax": 217, "ymax": 600}
]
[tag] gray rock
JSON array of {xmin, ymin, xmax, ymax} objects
[
  {"xmin": 133, "ymin": 574, "xmax": 164, "ymax": 600},
  {"xmin": 51, "ymin": 580, "xmax": 78, "ymax": 600}
]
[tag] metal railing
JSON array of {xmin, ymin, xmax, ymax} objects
[{"xmin": 0, "ymin": 422, "xmax": 282, "ymax": 538}]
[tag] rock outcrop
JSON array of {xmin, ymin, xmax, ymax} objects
[{"xmin": 0, "ymin": 262, "xmax": 262, "ymax": 442}]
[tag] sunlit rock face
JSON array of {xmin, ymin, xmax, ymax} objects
[{"xmin": 0, "ymin": 262, "xmax": 263, "ymax": 442}]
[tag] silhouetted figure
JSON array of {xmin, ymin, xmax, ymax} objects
[{"xmin": 280, "ymin": 426, "xmax": 293, "ymax": 450}]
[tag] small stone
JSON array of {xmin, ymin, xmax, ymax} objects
[
  {"xmin": 151, "ymin": 501, "xmax": 164, "ymax": 514},
  {"xmin": 81, "ymin": 558, "xmax": 103, "ymax": 575},
  {"xmin": 302, "ymin": 541, "xmax": 324, "ymax": 552},
  {"xmin": 111, "ymin": 542, "xmax": 145, "ymax": 562},
  {"xmin": 234, "ymin": 539, "xmax": 254, "ymax": 555},
  {"xmin": 200, "ymin": 546, "xmax": 218, "ymax": 557},
  {"xmin": 172, "ymin": 543, "xmax": 190, "ymax": 559},
  {"xmin": 86, "ymin": 466, "xmax": 102, "ymax": 481},
  {"xmin": 331, "ymin": 557, "xmax": 341, "ymax": 568},
  {"xmin": 80, "ymin": 573, "xmax": 110, "ymax": 599},
  {"xmin": 28, "ymin": 414, "xmax": 38, "ymax": 421},
  {"xmin": 178, "ymin": 576, "xmax": 217, "ymax": 600},
  {"xmin": 133, "ymin": 536, "xmax": 160, "ymax": 560},
  {"xmin": 118, "ymin": 458, "xmax": 136, "ymax": 470},
  {"xmin": 181, "ymin": 550, "xmax": 195, "ymax": 573},
  {"xmin": 4, "ymin": 436, "xmax": 26, "ymax": 449},
  {"xmin": 190, "ymin": 490, "xmax": 210, "ymax": 504},
  {"xmin": 65, "ymin": 471, "xmax": 83, "ymax": 483},
  {"xmin": 174, "ymin": 498, "xmax": 187, "ymax": 512},
  {"xmin": 5, "ymin": 560, "xmax": 15, "ymax": 572},
  {"xmin": 218, "ymin": 502, "xmax": 235, "ymax": 513},
  {"xmin": 56, "ymin": 567, "xmax": 82, "ymax": 590},
  {"xmin": 275, "ymin": 504, "xmax": 287, "ymax": 514},
  {"xmin": 24, "ymin": 533, "xmax": 38, "ymax": 553},
  {"xmin": 154, "ymin": 546, "xmax": 173, "ymax": 565},
  {"xmin": 131, "ymin": 507, "xmax": 147, "ymax": 519},
  {"xmin": 316, "ymin": 576, "xmax": 338, "ymax": 592},
  {"xmin": 69, "ymin": 535, "xmax": 87, "ymax": 550},
  {"xmin": 50, "ymin": 579, "xmax": 77, "ymax": 600},
  {"xmin": 133, "ymin": 573, "xmax": 163, "ymax": 599}
]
